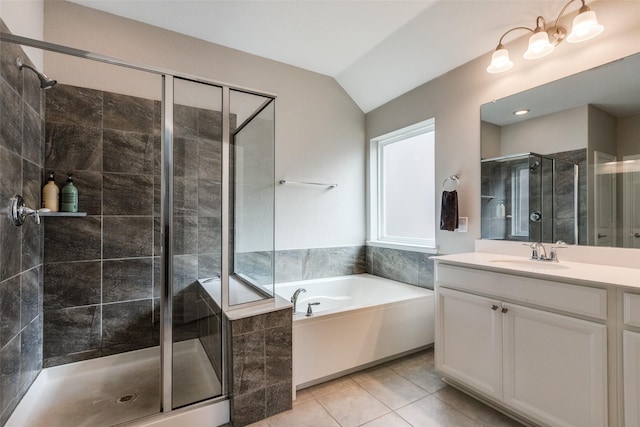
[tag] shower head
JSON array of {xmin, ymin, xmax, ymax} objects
[{"xmin": 16, "ymin": 57, "xmax": 57, "ymax": 90}]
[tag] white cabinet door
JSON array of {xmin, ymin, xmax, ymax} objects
[
  {"xmin": 502, "ymin": 303, "xmax": 607, "ymax": 427},
  {"xmin": 436, "ymin": 287, "xmax": 503, "ymax": 400},
  {"xmin": 624, "ymin": 330, "xmax": 640, "ymax": 427}
]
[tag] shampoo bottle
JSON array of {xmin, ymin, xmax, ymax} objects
[
  {"xmin": 61, "ymin": 173, "xmax": 78, "ymax": 213},
  {"xmin": 496, "ymin": 200, "xmax": 506, "ymax": 218},
  {"xmin": 42, "ymin": 171, "xmax": 60, "ymax": 212}
]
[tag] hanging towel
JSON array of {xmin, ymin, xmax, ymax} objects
[{"xmin": 440, "ymin": 190, "xmax": 459, "ymax": 231}]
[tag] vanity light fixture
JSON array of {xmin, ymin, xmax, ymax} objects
[{"xmin": 487, "ymin": 0, "xmax": 604, "ymax": 74}]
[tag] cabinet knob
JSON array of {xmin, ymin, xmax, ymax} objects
[
  {"xmin": 501, "ymin": 307, "xmax": 509, "ymax": 314},
  {"xmin": 491, "ymin": 305, "xmax": 499, "ymax": 311}
]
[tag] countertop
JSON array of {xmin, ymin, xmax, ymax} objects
[{"xmin": 433, "ymin": 252, "xmax": 640, "ymax": 290}]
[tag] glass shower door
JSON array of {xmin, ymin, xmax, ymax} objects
[
  {"xmin": 228, "ymin": 89, "xmax": 275, "ymax": 306},
  {"xmin": 171, "ymin": 78, "xmax": 223, "ymax": 408}
]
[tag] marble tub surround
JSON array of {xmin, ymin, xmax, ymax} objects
[
  {"xmin": 366, "ymin": 246, "xmax": 434, "ymax": 289},
  {"xmin": 227, "ymin": 307, "xmax": 293, "ymax": 427},
  {"xmin": 274, "ymin": 246, "xmax": 366, "ymax": 284},
  {"xmin": 0, "ymin": 22, "xmax": 45, "ymax": 425},
  {"xmin": 273, "ymin": 245, "xmax": 434, "ymax": 289}
]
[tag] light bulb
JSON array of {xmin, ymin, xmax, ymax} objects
[
  {"xmin": 524, "ymin": 30, "xmax": 555, "ymax": 59},
  {"xmin": 567, "ymin": 9, "xmax": 604, "ymax": 43},
  {"xmin": 524, "ymin": 31, "xmax": 555, "ymax": 59},
  {"xmin": 487, "ymin": 48, "xmax": 514, "ymax": 73}
]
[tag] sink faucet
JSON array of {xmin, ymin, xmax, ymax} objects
[
  {"xmin": 291, "ymin": 288, "xmax": 306, "ymax": 314},
  {"xmin": 524, "ymin": 241, "xmax": 567, "ymax": 262},
  {"xmin": 524, "ymin": 242, "xmax": 547, "ymax": 260}
]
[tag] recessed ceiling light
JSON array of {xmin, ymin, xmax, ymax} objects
[{"xmin": 514, "ymin": 109, "xmax": 530, "ymax": 116}]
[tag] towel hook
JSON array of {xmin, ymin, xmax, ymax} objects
[{"xmin": 442, "ymin": 175, "xmax": 459, "ymax": 191}]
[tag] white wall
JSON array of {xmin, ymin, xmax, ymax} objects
[
  {"xmin": 618, "ymin": 113, "xmax": 640, "ymax": 158},
  {"xmin": 366, "ymin": 0, "xmax": 640, "ymax": 255},
  {"xmin": 0, "ymin": 0, "xmax": 44, "ymax": 69},
  {"xmin": 500, "ymin": 105, "xmax": 588, "ymax": 156},
  {"xmin": 42, "ymin": 1, "xmax": 365, "ymax": 251}
]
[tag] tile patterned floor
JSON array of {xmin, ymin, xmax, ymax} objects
[{"xmin": 248, "ymin": 349, "xmax": 524, "ymax": 427}]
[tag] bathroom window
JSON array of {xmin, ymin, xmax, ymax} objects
[{"xmin": 368, "ymin": 118, "xmax": 436, "ymax": 251}]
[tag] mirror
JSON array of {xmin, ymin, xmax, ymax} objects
[{"xmin": 481, "ymin": 52, "xmax": 640, "ymax": 248}]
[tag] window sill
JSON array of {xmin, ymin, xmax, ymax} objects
[{"xmin": 366, "ymin": 240, "xmax": 438, "ymax": 254}]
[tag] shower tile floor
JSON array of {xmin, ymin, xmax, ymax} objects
[
  {"xmin": 247, "ymin": 349, "xmax": 525, "ymax": 427},
  {"xmin": 6, "ymin": 339, "xmax": 220, "ymax": 427}
]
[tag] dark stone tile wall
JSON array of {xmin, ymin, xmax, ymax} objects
[
  {"xmin": 42, "ymin": 83, "xmax": 160, "ymax": 367},
  {"xmin": 366, "ymin": 246, "xmax": 434, "ymax": 289},
  {"xmin": 226, "ymin": 308, "xmax": 292, "ymax": 426},
  {"xmin": 553, "ymin": 149, "xmax": 586, "ymax": 245},
  {"xmin": 197, "ymin": 283, "xmax": 223, "ymax": 380},
  {"xmin": 0, "ymin": 23, "xmax": 45, "ymax": 425},
  {"xmin": 42, "ymin": 83, "xmax": 224, "ymax": 367},
  {"xmin": 172, "ymin": 105, "xmax": 222, "ymax": 345}
]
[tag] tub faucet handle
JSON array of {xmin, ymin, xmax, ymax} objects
[{"xmin": 306, "ymin": 302, "xmax": 320, "ymax": 317}]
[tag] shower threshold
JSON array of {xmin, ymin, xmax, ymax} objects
[{"xmin": 6, "ymin": 339, "xmax": 221, "ymax": 427}]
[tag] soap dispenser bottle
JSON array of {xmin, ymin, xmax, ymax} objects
[
  {"xmin": 496, "ymin": 200, "xmax": 506, "ymax": 218},
  {"xmin": 61, "ymin": 173, "xmax": 78, "ymax": 213},
  {"xmin": 42, "ymin": 171, "xmax": 60, "ymax": 212}
]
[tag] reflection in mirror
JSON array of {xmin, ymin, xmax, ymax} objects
[
  {"xmin": 481, "ymin": 53, "xmax": 640, "ymax": 248},
  {"xmin": 229, "ymin": 90, "xmax": 275, "ymax": 305},
  {"xmin": 482, "ymin": 153, "xmax": 578, "ymax": 244}
]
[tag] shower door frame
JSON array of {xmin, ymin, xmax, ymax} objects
[{"xmin": 0, "ymin": 32, "xmax": 276, "ymax": 416}]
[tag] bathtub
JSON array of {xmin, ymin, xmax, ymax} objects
[{"xmin": 275, "ymin": 273, "xmax": 434, "ymax": 390}]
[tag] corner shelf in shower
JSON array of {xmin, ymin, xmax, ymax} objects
[{"xmin": 39, "ymin": 212, "xmax": 87, "ymax": 217}]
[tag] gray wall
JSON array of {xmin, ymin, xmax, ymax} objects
[
  {"xmin": 43, "ymin": 0, "xmax": 366, "ymax": 253},
  {"xmin": 365, "ymin": 0, "xmax": 640, "ymax": 255},
  {"xmin": 0, "ymin": 21, "xmax": 44, "ymax": 425}
]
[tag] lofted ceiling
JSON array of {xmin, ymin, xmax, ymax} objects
[{"xmin": 68, "ymin": 0, "xmax": 584, "ymax": 113}]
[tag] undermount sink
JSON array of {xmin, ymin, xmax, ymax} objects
[{"xmin": 488, "ymin": 259, "xmax": 570, "ymax": 270}]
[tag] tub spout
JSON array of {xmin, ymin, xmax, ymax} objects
[{"xmin": 291, "ymin": 288, "xmax": 306, "ymax": 314}]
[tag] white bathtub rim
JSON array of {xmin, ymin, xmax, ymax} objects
[
  {"xmin": 277, "ymin": 273, "xmax": 434, "ymax": 322},
  {"xmin": 276, "ymin": 273, "xmax": 430, "ymax": 291},
  {"xmin": 292, "ymin": 293, "xmax": 434, "ymax": 324}
]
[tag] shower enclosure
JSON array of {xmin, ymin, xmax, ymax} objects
[
  {"xmin": 481, "ymin": 152, "xmax": 578, "ymax": 244},
  {"xmin": 0, "ymin": 31, "xmax": 275, "ymax": 426}
]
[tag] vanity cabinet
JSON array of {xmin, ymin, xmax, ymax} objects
[
  {"xmin": 624, "ymin": 293, "xmax": 640, "ymax": 427},
  {"xmin": 437, "ymin": 288, "xmax": 503, "ymax": 400},
  {"xmin": 436, "ymin": 264, "xmax": 608, "ymax": 427},
  {"xmin": 624, "ymin": 330, "xmax": 640, "ymax": 427}
]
